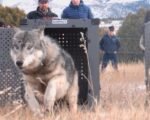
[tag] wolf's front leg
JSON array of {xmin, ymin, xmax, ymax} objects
[
  {"xmin": 24, "ymin": 82, "xmax": 43, "ymax": 117},
  {"xmin": 44, "ymin": 80, "xmax": 56, "ymax": 112}
]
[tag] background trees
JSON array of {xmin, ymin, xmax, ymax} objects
[
  {"xmin": 0, "ymin": 5, "xmax": 25, "ymax": 26},
  {"xmin": 117, "ymin": 8, "xmax": 147, "ymax": 62}
]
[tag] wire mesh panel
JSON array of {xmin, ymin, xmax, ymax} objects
[
  {"xmin": 0, "ymin": 28, "xmax": 24, "ymax": 106},
  {"xmin": 45, "ymin": 28, "xmax": 88, "ymax": 104}
]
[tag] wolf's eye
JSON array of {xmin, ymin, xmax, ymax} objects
[
  {"xmin": 14, "ymin": 45, "xmax": 19, "ymax": 50},
  {"xmin": 26, "ymin": 45, "xmax": 33, "ymax": 50}
]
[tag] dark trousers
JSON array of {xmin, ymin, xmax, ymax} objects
[{"xmin": 101, "ymin": 53, "xmax": 118, "ymax": 71}]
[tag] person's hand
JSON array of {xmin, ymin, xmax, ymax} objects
[
  {"xmin": 114, "ymin": 51, "xmax": 117, "ymax": 54},
  {"xmin": 99, "ymin": 50, "xmax": 104, "ymax": 55}
]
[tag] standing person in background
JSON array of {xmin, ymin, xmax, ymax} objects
[
  {"xmin": 99, "ymin": 26, "xmax": 120, "ymax": 71},
  {"xmin": 27, "ymin": 0, "xmax": 58, "ymax": 19},
  {"xmin": 61, "ymin": 0, "xmax": 93, "ymax": 19}
]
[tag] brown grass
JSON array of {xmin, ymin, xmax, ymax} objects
[{"xmin": 0, "ymin": 62, "xmax": 150, "ymax": 120}]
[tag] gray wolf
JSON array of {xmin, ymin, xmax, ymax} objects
[{"xmin": 10, "ymin": 28, "xmax": 78, "ymax": 116}]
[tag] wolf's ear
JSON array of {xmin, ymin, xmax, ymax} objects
[
  {"xmin": 13, "ymin": 27, "xmax": 22, "ymax": 33},
  {"xmin": 33, "ymin": 27, "xmax": 45, "ymax": 40}
]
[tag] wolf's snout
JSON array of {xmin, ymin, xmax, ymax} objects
[{"xmin": 16, "ymin": 61, "xmax": 23, "ymax": 68}]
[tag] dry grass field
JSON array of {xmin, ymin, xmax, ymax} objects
[{"xmin": 0, "ymin": 62, "xmax": 149, "ymax": 120}]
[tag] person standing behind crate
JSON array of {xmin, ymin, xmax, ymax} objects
[
  {"xmin": 27, "ymin": 0, "xmax": 58, "ymax": 19},
  {"xmin": 99, "ymin": 26, "xmax": 120, "ymax": 71},
  {"xmin": 61, "ymin": 0, "xmax": 93, "ymax": 19}
]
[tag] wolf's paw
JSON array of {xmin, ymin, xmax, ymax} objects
[{"xmin": 33, "ymin": 110, "xmax": 44, "ymax": 119}]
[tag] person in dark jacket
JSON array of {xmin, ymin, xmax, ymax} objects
[
  {"xmin": 99, "ymin": 26, "xmax": 120, "ymax": 71},
  {"xmin": 61, "ymin": 0, "xmax": 93, "ymax": 19},
  {"xmin": 27, "ymin": 0, "xmax": 58, "ymax": 19}
]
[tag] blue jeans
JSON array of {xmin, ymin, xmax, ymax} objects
[{"xmin": 101, "ymin": 53, "xmax": 118, "ymax": 70}]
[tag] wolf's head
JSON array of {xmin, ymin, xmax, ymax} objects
[{"xmin": 10, "ymin": 28, "xmax": 46, "ymax": 72}]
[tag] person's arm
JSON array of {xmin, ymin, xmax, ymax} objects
[
  {"xmin": 88, "ymin": 7, "xmax": 93, "ymax": 19},
  {"xmin": 49, "ymin": 12, "xmax": 58, "ymax": 19},
  {"xmin": 99, "ymin": 37, "xmax": 104, "ymax": 51},
  {"xmin": 27, "ymin": 13, "xmax": 31, "ymax": 19},
  {"xmin": 51, "ymin": 13, "xmax": 58, "ymax": 17},
  {"xmin": 61, "ymin": 9, "xmax": 67, "ymax": 19},
  {"xmin": 27, "ymin": 12, "xmax": 34, "ymax": 19}
]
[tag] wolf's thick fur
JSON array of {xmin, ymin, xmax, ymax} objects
[{"xmin": 10, "ymin": 28, "xmax": 78, "ymax": 116}]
